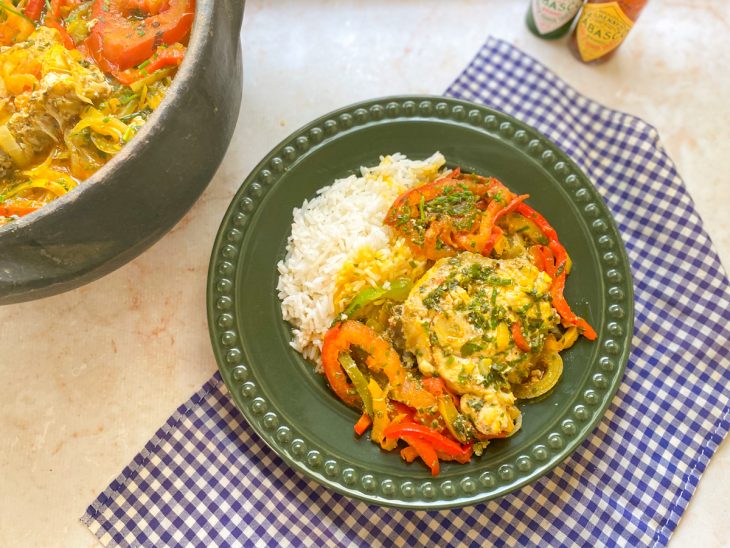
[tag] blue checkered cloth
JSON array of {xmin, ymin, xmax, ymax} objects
[{"xmin": 82, "ymin": 38, "xmax": 730, "ymax": 547}]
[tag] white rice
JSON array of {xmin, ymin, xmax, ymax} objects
[{"xmin": 277, "ymin": 152, "xmax": 446, "ymax": 365}]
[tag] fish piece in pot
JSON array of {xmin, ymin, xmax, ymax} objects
[{"xmin": 0, "ymin": 27, "xmax": 112, "ymax": 176}]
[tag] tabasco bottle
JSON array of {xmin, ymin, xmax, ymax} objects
[
  {"xmin": 569, "ymin": 0, "xmax": 649, "ymax": 64},
  {"xmin": 526, "ymin": 0, "xmax": 584, "ymax": 40}
]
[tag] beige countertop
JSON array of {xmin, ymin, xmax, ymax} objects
[{"xmin": 1, "ymin": 1, "xmax": 728, "ymax": 546}]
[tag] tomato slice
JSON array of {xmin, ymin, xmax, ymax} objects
[
  {"xmin": 112, "ymin": 45, "xmax": 187, "ymax": 85},
  {"xmin": 86, "ymin": 0, "xmax": 195, "ymax": 71},
  {"xmin": 384, "ymin": 171, "xmax": 522, "ymax": 261}
]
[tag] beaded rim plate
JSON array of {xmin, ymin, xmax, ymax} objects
[{"xmin": 206, "ymin": 96, "xmax": 634, "ymax": 508}]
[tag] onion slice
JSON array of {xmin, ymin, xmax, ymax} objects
[
  {"xmin": 0, "ymin": 125, "xmax": 30, "ymax": 166},
  {"xmin": 512, "ymin": 351, "xmax": 564, "ymax": 400}
]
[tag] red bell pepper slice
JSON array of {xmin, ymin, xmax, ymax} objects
[
  {"xmin": 531, "ymin": 245, "xmax": 556, "ymax": 277},
  {"xmin": 390, "ymin": 401, "xmax": 415, "ymax": 421},
  {"xmin": 45, "ymin": 18, "xmax": 75, "ymax": 49},
  {"xmin": 402, "ymin": 435, "xmax": 439, "ymax": 476},
  {"xmin": 37, "ymin": 0, "xmax": 85, "ymax": 49},
  {"xmin": 23, "ymin": 0, "xmax": 44, "ymax": 20},
  {"xmin": 321, "ymin": 320, "xmax": 436, "ymax": 414},
  {"xmin": 400, "ymin": 445, "xmax": 419, "ymax": 463},
  {"xmin": 0, "ymin": 203, "xmax": 40, "ymax": 217},
  {"xmin": 384, "ymin": 422, "xmax": 473, "ymax": 460},
  {"xmin": 353, "ymin": 413, "xmax": 372, "ymax": 436},
  {"xmin": 494, "ymin": 193, "xmax": 530, "ymax": 224},
  {"xmin": 435, "ymin": 448, "xmax": 473, "ymax": 464},
  {"xmin": 321, "ymin": 322, "xmax": 368, "ymax": 409},
  {"xmin": 516, "ymin": 202, "xmax": 597, "ymax": 340},
  {"xmin": 385, "ymin": 168, "xmax": 462, "ymax": 214},
  {"xmin": 511, "ymin": 321, "xmax": 531, "ymax": 353}
]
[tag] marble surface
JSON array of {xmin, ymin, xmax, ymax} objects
[{"xmin": 1, "ymin": 1, "xmax": 728, "ymax": 546}]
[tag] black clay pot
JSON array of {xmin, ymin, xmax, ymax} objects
[{"xmin": 0, "ymin": 0, "xmax": 244, "ymax": 305}]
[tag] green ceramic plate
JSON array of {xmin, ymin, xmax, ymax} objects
[{"xmin": 207, "ymin": 96, "xmax": 633, "ymax": 508}]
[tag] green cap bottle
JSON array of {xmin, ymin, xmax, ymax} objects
[{"xmin": 526, "ymin": 0, "xmax": 584, "ymax": 39}]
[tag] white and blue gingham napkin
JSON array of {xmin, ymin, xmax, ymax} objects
[{"xmin": 82, "ymin": 38, "xmax": 730, "ymax": 547}]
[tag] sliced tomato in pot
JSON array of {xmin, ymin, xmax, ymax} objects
[{"xmin": 86, "ymin": 0, "xmax": 195, "ymax": 71}]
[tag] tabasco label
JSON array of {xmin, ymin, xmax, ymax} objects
[
  {"xmin": 531, "ymin": 0, "xmax": 583, "ymax": 34},
  {"xmin": 575, "ymin": 2, "xmax": 635, "ymax": 62}
]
